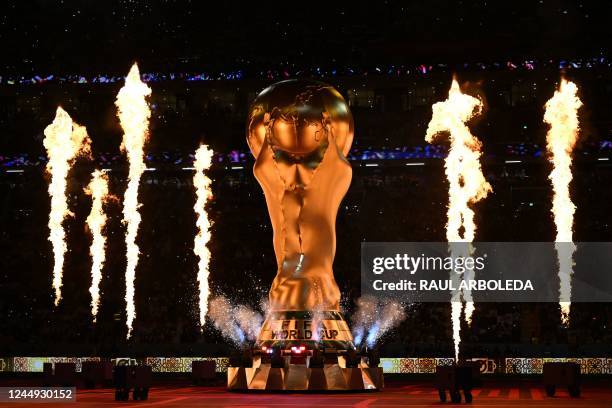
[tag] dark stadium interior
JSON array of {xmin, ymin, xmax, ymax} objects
[{"xmin": 1, "ymin": 1, "xmax": 612, "ymax": 362}]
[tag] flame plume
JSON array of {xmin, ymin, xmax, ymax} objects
[
  {"xmin": 193, "ymin": 144, "xmax": 214, "ymax": 327},
  {"xmin": 116, "ymin": 63, "xmax": 152, "ymax": 338},
  {"xmin": 43, "ymin": 107, "xmax": 91, "ymax": 305},
  {"xmin": 425, "ymin": 79, "xmax": 491, "ymax": 360},
  {"xmin": 84, "ymin": 170, "xmax": 111, "ymax": 321},
  {"xmin": 544, "ymin": 79, "xmax": 582, "ymax": 325}
]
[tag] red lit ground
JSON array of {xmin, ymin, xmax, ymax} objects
[{"xmin": 1, "ymin": 378, "xmax": 611, "ymax": 407}]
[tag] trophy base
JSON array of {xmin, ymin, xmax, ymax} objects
[
  {"xmin": 227, "ymin": 361, "xmax": 383, "ymax": 391},
  {"xmin": 227, "ymin": 311, "xmax": 383, "ymax": 391},
  {"xmin": 256, "ymin": 310, "xmax": 355, "ymax": 350}
]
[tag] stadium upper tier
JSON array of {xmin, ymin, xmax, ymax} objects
[
  {"xmin": 1, "ymin": 141, "xmax": 611, "ymax": 171},
  {"xmin": 0, "ymin": 57, "xmax": 609, "ymax": 86}
]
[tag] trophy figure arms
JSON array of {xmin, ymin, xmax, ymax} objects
[{"xmin": 247, "ymin": 80, "xmax": 354, "ymax": 312}]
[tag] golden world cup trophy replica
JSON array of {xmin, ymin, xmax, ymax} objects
[{"xmin": 227, "ymin": 80, "xmax": 383, "ymax": 391}]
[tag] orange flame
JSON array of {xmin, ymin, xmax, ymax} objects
[
  {"xmin": 544, "ymin": 79, "xmax": 582, "ymax": 325},
  {"xmin": 425, "ymin": 79, "xmax": 491, "ymax": 360},
  {"xmin": 43, "ymin": 107, "xmax": 91, "ymax": 305},
  {"xmin": 84, "ymin": 170, "xmax": 111, "ymax": 322},
  {"xmin": 115, "ymin": 63, "xmax": 151, "ymax": 338},
  {"xmin": 193, "ymin": 144, "xmax": 214, "ymax": 328}
]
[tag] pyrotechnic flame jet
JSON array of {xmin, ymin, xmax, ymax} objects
[
  {"xmin": 425, "ymin": 79, "xmax": 491, "ymax": 360},
  {"xmin": 544, "ymin": 79, "xmax": 582, "ymax": 326},
  {"xmin": 193, "ymin": 144, "xmax": 214, "ymax": 328},
  {"xmin": 84, "ymin": 170, "xmax": 112, "ymax": 322},
  {"xmin": 115, "ymin": 63, "xmax": 151, "ymax": 338},
  {"xmin": 43, "ymin": 107, "xmax": 91, "ymax": 306}
]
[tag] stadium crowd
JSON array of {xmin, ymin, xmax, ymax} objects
[
  {"xmin": 1, "ymin": 56, "xmax": 610, "ymax": 86},
  {"xmin": 2, "ymin": 152, "xmax": 612, "ymax": 357}
]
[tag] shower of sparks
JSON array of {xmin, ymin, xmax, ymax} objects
[
  {"xmin": 193, "ymin": 144, "xmax": 214, "ymax": 328},
  {"xmin": 116, "ymin": 63, "xmax": 151, "ymax": 338},
  {"xmin": 84, "ymin": 170, "xmax": 111, "ymax": 322},
  {"xmin": 208, "ymin": 295, "xmax": 264, "ymax": 345},
  {"xmin": 235, "ymin": 304, "xmax": 264, "ymax": 341},
  {"xmin": 43, "ymin": 107, "xmax": 91, "ymax": 306},
  {"xmin": 352, "ymin": 296, "xmax": 406, "ymax": 347},
  {"xmin": 425, "ymin": 79, "xmax": 491, "ymax": 360},
  {"xmin": 544, "ymin": 79, "xmax": 582, "ymax": 326}
]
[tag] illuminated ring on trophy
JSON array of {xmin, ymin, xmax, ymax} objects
[{"xmin": 256, "ymin": 311, "xmax": 355, "ymax": 351}]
